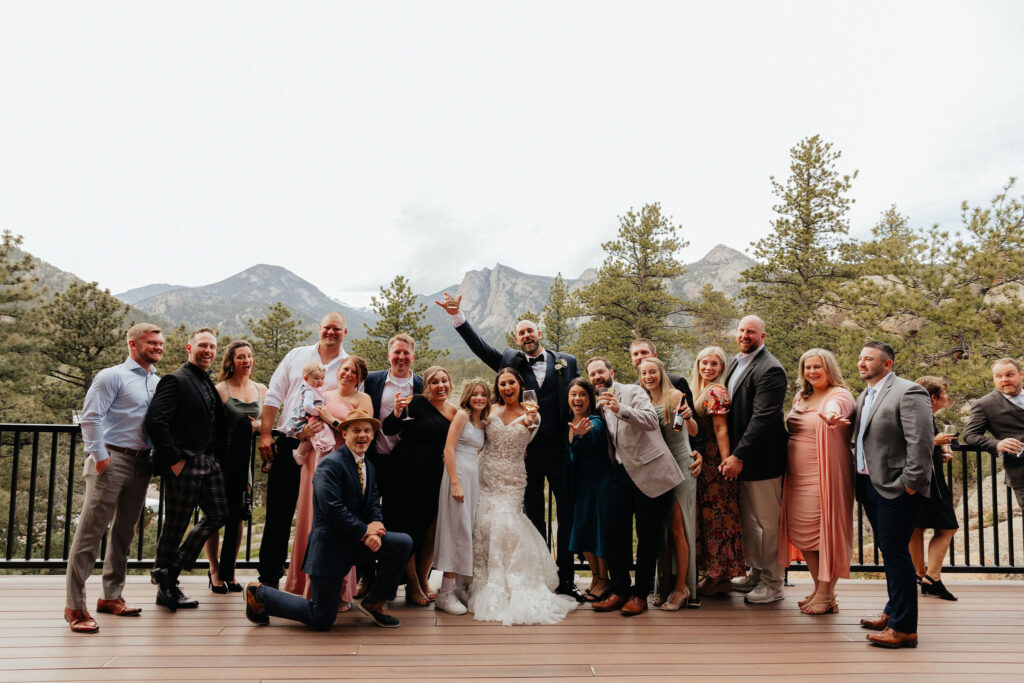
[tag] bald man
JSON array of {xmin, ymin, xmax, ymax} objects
[
  {"xmin": 721, "ymin": 315, "xmax": 789, "ymax": 604},
  {"xmin": 256, "ymin": 312, "xmax": 349, "ymax": 588}
]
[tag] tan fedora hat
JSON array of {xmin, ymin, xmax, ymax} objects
[{"xmin": 336, "ymin": 407, "xmax": 381, "ymax": 433}]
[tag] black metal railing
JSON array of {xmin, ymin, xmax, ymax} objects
[{"xmin": 2, "ymin": 422, "xmax": 1023, "ymax": 573}]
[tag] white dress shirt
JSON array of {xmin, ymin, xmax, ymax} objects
[
  {"xmin": 264, "ymin": 343, "xmax": 348, "ymax": 432},
  {"xmin": 375, "ymin": 371, "xmax": 416, "ymax": 455},
  {"xmin": 727, "ymin": 344, "xmax": 766, "ymax": 396}
]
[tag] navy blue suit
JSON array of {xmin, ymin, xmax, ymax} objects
[
  {"xmin": 260, "ymin": 446, "xmax": 412, "ymax": 630},
  {"xmin": 455, "ymin": 318, "xmax": 579, "ymax": 583}
]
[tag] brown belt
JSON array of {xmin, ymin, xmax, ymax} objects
[{"xmin": 105, "ymin": 444, "xmax": 152, "ymax": 458}]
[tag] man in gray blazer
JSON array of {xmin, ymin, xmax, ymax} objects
[
  {"xmin": 962, "ymin": 358, "xmax": 1024, "ymax": 507},
  {"xmin": 853, "ymin": 342, "xmax": 933, "ymax": 649},
  {"xmin": 586, "ymin": 357, "xmax": 690, "ymax": 616}
]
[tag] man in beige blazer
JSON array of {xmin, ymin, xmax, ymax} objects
[{"xmin": 586, "ymin": 357, "xmax": 689, "ymax": 616}]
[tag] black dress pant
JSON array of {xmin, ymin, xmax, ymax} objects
[
  {"xmin": 604, "ymin": 463, "xmax": 670, "ymax": 599},
  {"xmin": 857, "ymin": 474, "xmax": 925, "ymax": 633},
  {"xmin": 258, "ymin": 433, "xmax": 301, "ymax": 585},
  {"xmin": 524, "ymin": 444, "xmax": 575, "ymax": 585}
]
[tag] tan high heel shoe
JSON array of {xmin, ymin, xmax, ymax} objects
[{"xmin": 800, "ymin": 598, "xmax": 838, "ymax": 615}]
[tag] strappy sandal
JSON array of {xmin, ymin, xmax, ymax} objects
[
  {"xmin": 659, "ymin": 589, "xmax": 689, "ymax": 612},
  {"xmin": 800, "ymin": 598, "xmax": 838, "ymax": 615}
]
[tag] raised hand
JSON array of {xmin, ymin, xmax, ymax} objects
[
  {"xmin": 433, "ymin": 292, "xmax": 462, "ymax": 315},
  {"xmin": 568, "ymin": 417, "xmax": 593, "ymax": 437},
  {"xmin": 818, "ymin": 410, "xmax": 851, "ymax": 428}
]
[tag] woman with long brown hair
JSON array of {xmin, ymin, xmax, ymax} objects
[{"xmin": 206, "ymin": 340, "xmax": 266, "ymax": 593}]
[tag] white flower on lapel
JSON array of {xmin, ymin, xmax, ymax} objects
[{"xmin": 554, "ymin": 358, "xmax": 567, "ymax": 375}]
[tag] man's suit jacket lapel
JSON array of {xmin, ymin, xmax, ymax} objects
[
  {"xmin": 728, "ymin": 348, "xmax": 764, "ymax": 396},
  {"xmin": 861, "ymin": 373, "xmax": 895, "ymax": 436},
  {"xmin": 340, "ymin": 449, "xmax": 366, "ymax": 503}
]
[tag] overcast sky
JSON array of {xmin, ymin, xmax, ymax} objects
[{"xmin": 2, "ymin": 2, "xmax": 1022, "ymax": 307}]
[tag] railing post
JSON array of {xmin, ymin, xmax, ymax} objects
[
  {"xmin": 44, "ymin": 432, "xmax": 59, "ymax": 561},
  {"xmin": 6, "ymin": 430, "xmax": 20, "ymax": 561},
  {"xmin": 25, "ymin": 432, "xmax": 40, "ymax": 561}
]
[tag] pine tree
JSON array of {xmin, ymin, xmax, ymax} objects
[
  {"xmin": 247, "ymin": 303, "xmax": 308, "ymax": 384},
  {"xmin": 573, "ymin": 203, "xmax": 688, "ymax": 379},
  {"xmin": 740, "ymin": 135, "xmax": 859, "ymax": 378},
  {"xmin": 541, "ymin": 273, "xmax": 579, "ymax": 353},
  {"xmin": 350, "ymin": 275, "xmax": 445, "ymax": 371},
  {"xmin": 0, "ymin": 231, "xmax": 44, "ymax": 421},
  {"xmin": 34, "ymin": 281, "xmax": 129, "ymax": 395}
]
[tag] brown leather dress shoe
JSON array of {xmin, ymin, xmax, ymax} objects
[
  {"xmin": 64, "ymin": 608, "xmax": 99, "ymax": 633},
  {"xmin": 593, "ymin": 593, "xmax": 628, "ymax": 612},
  {"xmin": 859, "ymin": 612, "xmax": 889, "ymax": 630},
  {"xmin": 96, "ymin": 598, "xmax": 142, "ymax": 616},
  {"xmin": 867, "ymin": 627, "xmax": 918, "ymax": 648},
  {"xmin": 621, "ymin": 596, "xmax": 648, "ymax": 616}
]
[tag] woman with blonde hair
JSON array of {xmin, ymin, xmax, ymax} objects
[
  {"xmin": 689, "ymin": 346, "xmax": 745, "ymax": 595},
  {"xmin": 778, "ymin": 348, "xmax": 855, "ymax": 615},
  {"xmin": 639, "ymin": 356, "xmax": 699, "ymax": 610},
  {"xmin": 382, "ymin": 365, "xmax": 457, "ymax": 605}
]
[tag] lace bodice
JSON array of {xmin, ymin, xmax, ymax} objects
[{"xmin": 478, "ymin": 417, "xmax": 531, "ymax": 506}]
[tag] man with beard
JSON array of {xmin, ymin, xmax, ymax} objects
[
  {"xmin": 256, "ymin": 312, "xmax": 349, "ymax": 588},
  {"xmin": 64, "ymin": 323, "xmax": 164, "ymax": 632},
  {"xmin": 962, "ymin": 358, "xmax": 1024, "ymax": 508},
  {"xmin": 853, "ymin": 342, "xmax": 932, "ymax": 648},
  {"xmin": 720, "ymin": 315, "xmax": 789, "ymax": 604},
  {"xmin": 145, "ymin": 328, "xmax": 227, "ymax": 611},
  {"xmin": 436, "ymin": 292, "xmax": 583, "ymax": 601},
  {"xmin": 586, "ymin": 357, "xmax": 686, "ymax": 616}
]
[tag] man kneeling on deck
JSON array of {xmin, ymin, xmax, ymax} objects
[{"xmin": 244, "ymin": 409, "xmax": 412, "ymax": 629}]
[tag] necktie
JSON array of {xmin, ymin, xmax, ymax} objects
[
  {"xmin": 856, "ymin": 387, "xmax": 877, "ymax": 472},
  {"xmin": 356, "ymin": 458, "xmax": 365, "ymax": 494}
]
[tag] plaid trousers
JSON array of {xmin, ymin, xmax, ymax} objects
[{"xmin": 155, "ymin": 452, "xmax": 228, "ymax": 573}]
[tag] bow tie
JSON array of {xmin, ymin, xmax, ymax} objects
[{"xmin": 527, "ymin": 354, "xmax": 544, "ymax": 365}]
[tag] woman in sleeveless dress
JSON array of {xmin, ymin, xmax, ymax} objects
[
  {"xmin": 468, "ymin": 367, "xmax": 577, "ymax": 625},
  {"xmin": 284, "ymin": 356, "xmax": 371, "ymax": 605},
  {"xmin": 777, "ymin": 348, "xmax": 855, "ymax": 615},
  {"xmin": 206, "ymin": 340, "xmax": 266, "ymax": 593},
  {"xmin": 433, "ymin": 380, "xmax": 490, "ymax": 614}
]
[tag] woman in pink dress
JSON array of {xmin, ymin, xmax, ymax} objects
[
  {"xmin": 778, "ymin": 348, "xmax": 855, "ymax": 615},
  {"xmin": 283, "ymin": 355, "xmax": 373, "ymax": 605}
]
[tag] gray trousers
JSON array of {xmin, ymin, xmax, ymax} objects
[
  {"xmin": 65, "ymin": 451, "xmax": 152, "ymax": 609},
  {"xmin": 739, "ymin": 476, "xmax": 784, "ymax": 589}
]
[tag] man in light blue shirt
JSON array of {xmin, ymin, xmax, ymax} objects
[{"xmin": 64, "ymin": 323, "xmax": 164, "ymax": 633}]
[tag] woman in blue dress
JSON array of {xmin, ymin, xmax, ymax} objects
[{"xmin": 566, "ymin": 378, "xmax": 613, "ymax": 602}]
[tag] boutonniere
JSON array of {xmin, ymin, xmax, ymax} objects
[{"xmin": 554, "ymin": 358, "xmax": 567, "ymax": 375}]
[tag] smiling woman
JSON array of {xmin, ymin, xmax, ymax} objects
[{"xmin": 381, "ymin": 366, "xmax": 458, "ymax": 605}]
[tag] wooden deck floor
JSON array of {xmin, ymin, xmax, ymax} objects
[{"xmin": 1, "ymin": 575, "xmax": 1023, "ymax": 681}]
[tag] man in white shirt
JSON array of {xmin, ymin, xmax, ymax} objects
[
  {"xmin": 64, "ymin": 323, "xmax": 163, "ymax": 632},
  {"xmin": 963, "ymin": 357, "xmax": 1024, "ymax": 507},
  {"xmin": 256, "ymin": 312, "xmax": 349, "ymax": 587},
  {"xmin": 358, "ymin": 333, "xmax": 424, "ymax": 596}
]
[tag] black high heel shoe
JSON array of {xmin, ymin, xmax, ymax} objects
[
  {"xmin": 226, "ymin": 581, "xmax": 243, "ymax": 593},
  {"xmin": 921, "ymin": 575, "xmax": 957, "ymax": 601},
  {"xmin": 208, "ymin": 571, "xmax": 228, "ymax": 595}
]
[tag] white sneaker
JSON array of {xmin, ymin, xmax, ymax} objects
[
  {"xmin": 730, "ymin": 572, "xmax": 761, "ymax": 593},
  {"xmin": 743, "ymin": 582, "xmax": 784, "ymax": 604},
  {"xmin": 455, "ymin": 585, "xmax": 471, "ymax": 607},
  {"xmin": 434, "ymin": 590, "xmax": 467, "ymax": 615}
]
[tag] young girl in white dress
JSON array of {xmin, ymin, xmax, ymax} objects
[
  {"xmin": 434, "ymin": 381, "xmax": 490, "ymax": 615},
  {"xmin": 468, "ymin": 368, "xmax": 577, "ymax": 625}
]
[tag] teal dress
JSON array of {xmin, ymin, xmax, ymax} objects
[
  {"xmin": 568, "ymin": 415, "xmax": 611, "ymax": 557},
  {"xmin": 654, "ymin": 405, "xmax": 697, "ymax": 599}
]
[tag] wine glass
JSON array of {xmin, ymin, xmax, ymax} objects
[
  {"xmin": 521, "ymin": 390, "xmax": 538, "ymax": 411},
  {"xmin": 396, "ymin": 392, "xmax": 415, "ymax": 421}
]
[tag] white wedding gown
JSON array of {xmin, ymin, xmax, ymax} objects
[{"xmin": 468, "ymin": 416, "xmax": 577, "ymax": 625}]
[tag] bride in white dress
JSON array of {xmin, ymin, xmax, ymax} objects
[{"xmin": 468, "ymin": 368, "xmax": 577, "ymax": 625}]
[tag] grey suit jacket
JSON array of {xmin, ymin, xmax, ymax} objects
[
  {"xmin": 601, "ymin": 381, "xmax": 684, "ymax": 498},
  {"xmin": 852, "ymin": 373, "xmax": 933, "ymax": 499},
  {"xmin": 961, "ymin": 389, "xmax": 1024, "ymax": 489}
]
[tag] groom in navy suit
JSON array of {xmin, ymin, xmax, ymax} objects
[
  {"xmin": 244, "ymin": 409, "xmax": 413, "ymax": 629},
  {"xmin": 437, "ymin": 292, "xmax": 583, "ymax": 600}
]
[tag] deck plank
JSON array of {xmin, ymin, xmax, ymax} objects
[{"xmin": 1, "ymin": 576, "xmax": 1022, "ymax": 680}]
